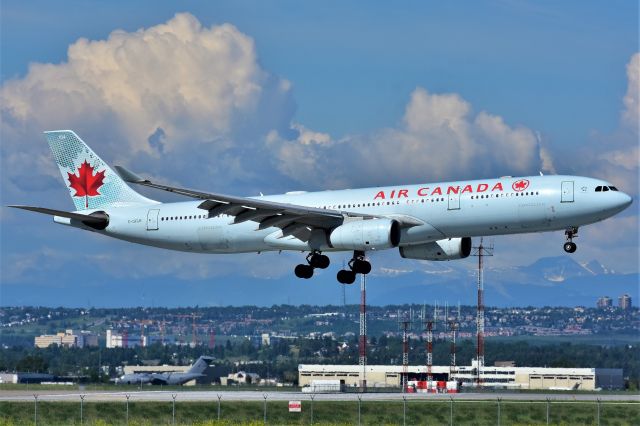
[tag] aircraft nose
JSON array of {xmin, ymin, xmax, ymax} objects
[{"xmin": 620, "ymin": 192, "xmax": 633, "ymax": 209}]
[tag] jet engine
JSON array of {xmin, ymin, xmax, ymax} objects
[
  {"xmin": 399, "ymin": 237, "xmax": 472, "ymax": 261},
  {"xmin": 329, "ymin": 218, "xmax": 401, "ymax": 250}
]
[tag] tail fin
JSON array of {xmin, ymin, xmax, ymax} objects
[
  {"xmin": 187, "ymin": 356, "xmax": 213, "ymax": 374},
  {"xmin": 45, "ymin": 130, "xmax": 156, "ymax": 211}
]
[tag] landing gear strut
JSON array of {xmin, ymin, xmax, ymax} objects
[
  {"xmin": 563, "ymin": 227, "xmax": 578, "ymax": 253},
  {"xmin": 294, "ymin": 251, "xmax": 330, "ymax": 279},
  {"xmin": 337, "ymin": 251, "xmax": 371, "ymax": 284}
]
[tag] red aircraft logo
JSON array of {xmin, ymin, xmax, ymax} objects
[
  {"xmin": 512, "ymin": 179, "xmax": 529, "ymax": 192},
  {"xmin": 68, "ymin": 160, "xmax": 106, "ymax": 208}
]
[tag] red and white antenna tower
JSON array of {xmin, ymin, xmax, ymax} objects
[
  {"xmin": 449, "ymin": 320, "xmax": 457, "ymax": 377},
  {"xmin": 424, "ymin": 314, "xmax": 434, "ymax": 382},
  {"xmin": 358, "ymin": 274, "xmax": 367, "ymax": 390},
  {"xmin": 401, "ymin": 314, "xmax": 411, "ymax": 392},
  {"xmin": 472, "ymin": 238, "xmax": 493, "ymax": 386}
]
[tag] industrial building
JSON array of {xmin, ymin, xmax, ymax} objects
[{"xmin": 298, "ymin": 363, "xmax": 623, "ymax": 391}]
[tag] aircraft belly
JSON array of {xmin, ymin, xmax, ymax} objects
[
  {"xmin": 399, "ymin": 221, "xmax": 446, "ymax": 244},
  {"xmin": 197, "ymin": 225, "xmax": 231, "ymax": 251},
  {"xmin": 197, "ymin": 222, "xmax": 272, "ymax": 253},
  {"xmin": 517, "ymin": 202, "xmax": 554, "ymax": 228}
]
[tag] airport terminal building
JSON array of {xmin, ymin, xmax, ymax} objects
[{"xmin": 298, "ymin": 363, "xmax": 623, "ymax": 390}]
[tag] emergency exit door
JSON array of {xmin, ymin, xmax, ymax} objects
[
  {"xmin": 147, "ymin": 209, "xmax": 160, "ymax": 230},
  {"xmin": 561, "ymin": 181, "xmax": 574, "ymax": 203}
]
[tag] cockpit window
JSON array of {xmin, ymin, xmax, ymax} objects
[
  {"xmin": 609, "ymin": 186, "xmax": 619, "ymax": 191},
  {"xmin": 595, "ymin": 186, "xmax": 602, "ymax": 192},
  {"xmin": 603, "ymin": 186, "xmax": 609, "ymax": 191}
]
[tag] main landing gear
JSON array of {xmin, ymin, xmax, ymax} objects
[
  {"xmin": 563, "ymin": 227, "xmax": 578, "ymax": 253},
  {"xmin": 337, "ymin": 251, "xmax": 371, "ymax": 285},
  {"xmin": 294, "ymin": 251, "xmax": 330, "ymax": 279}
]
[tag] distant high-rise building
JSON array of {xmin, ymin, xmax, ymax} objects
[
  {"xmin": 618, "ymin": 294, "xmax": 632, "ymax": 310},
  {"xmin": 596, "ymin": 296, "xmax": 612, "ymax": 308}
]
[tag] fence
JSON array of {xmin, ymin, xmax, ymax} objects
[{"xmin": 1, "ymin": 393, "xmax": 638, "ymax": 425}]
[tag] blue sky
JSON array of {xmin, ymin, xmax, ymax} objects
[{"xmin": 1, "ymin": 1, "xmax": 638, "ymax": 307}]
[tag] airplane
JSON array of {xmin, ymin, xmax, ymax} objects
[
  {"xmin": 10, "ymin": 130, "xmax": 632, "ymax": 284},
  {"xmin": 115, "ymin": 355, "xmax": 213, "ymax": 385}
]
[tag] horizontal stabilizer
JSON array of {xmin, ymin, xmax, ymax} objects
[
  {"xmin": 114, "ymin": 165, "xmax": 148, "ymax": 183},
  {"xmin": 8, "ymin": 205, "xmax": 109, "ymax": 229}
]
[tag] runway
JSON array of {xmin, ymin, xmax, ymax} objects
[{"xmin": 1, "ymin": 390, "xmax": 638, "ymax": 403}]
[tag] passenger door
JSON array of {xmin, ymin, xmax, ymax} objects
[
  {"xmin": 561, "ymin": 181, "xmax": 574, "ymax": 203},
  {"xmin": 146, "ymin": 209, "xmax": 160, "ymax": 230},
  {"xmin": 448, "ymin": 191, "xmax": 460, "ymax": 210}
]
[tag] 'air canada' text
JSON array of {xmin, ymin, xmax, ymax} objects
[{"xmin": 373, "ymin": 182, "xmax": 504, "ymax": 200}]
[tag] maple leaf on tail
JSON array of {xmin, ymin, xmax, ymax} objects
[{"xmin": 68, "ymin": 160, "xmax": 106, "ymax": 208}]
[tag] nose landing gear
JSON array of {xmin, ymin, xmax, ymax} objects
[
  {"xmin": 563, "ymin": 227, "xmax": 578, "ymax": 253},
  {"xmin": 294, "ymin": 251, "xmax": 330, "ymax": 279},
  {"xmin": 337, "ymin": 251, "xmax": 371, "ymax": 284}
]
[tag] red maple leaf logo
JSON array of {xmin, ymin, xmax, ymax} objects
[
  {"xmin": 68, "ymin": 160, "xmax": 106, "ymax": 208},
  {"xmin": 512, "ymin": 179, "xmax": 530, "ymax": 192}
]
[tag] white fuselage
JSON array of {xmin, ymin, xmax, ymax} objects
[{"xmin": 58, "ymin": 175, "xmax": 631, "ymax": 255}]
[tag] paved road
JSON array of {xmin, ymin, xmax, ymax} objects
[{"xmin": 1, "ymin": 390, "xmax": 638, "ymax": 403}]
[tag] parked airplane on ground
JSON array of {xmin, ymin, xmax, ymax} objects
[
  {"xmin": 115, "ymin": 355, "xmax": 213, "ymax": 385},
  {"xmin": 10, "ymin": 131, "xmax": 632, "ymax": 284}
]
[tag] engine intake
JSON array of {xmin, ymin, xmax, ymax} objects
[
  {"xmin": 330, "ymin": 218, "xmax": 400, "ymax": 251},
  {"xmin": 399, "ymin": 237, "xmax": 472, "ymax": 261}
]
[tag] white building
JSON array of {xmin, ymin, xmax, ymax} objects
[
  {"xmin": 106, "ymin": 329, "xmax": 148, "ymax": 348},
  {"xmin": 298, "ymin": 363, "xmax": 623, "ymax": 390}
]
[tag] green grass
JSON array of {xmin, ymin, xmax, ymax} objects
[{"xmin": 1, "ymin": 399, "xmax": 639, "ymax": 425}]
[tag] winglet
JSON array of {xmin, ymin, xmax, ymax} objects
[{"xmin": 114, "ymin": 165, "xmax": 147, "ymax": 183}]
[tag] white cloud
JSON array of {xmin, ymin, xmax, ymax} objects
[
  {"xmin": 578, "ymin": 53, "xmax": 640, "ymax": 194},
  {"xmin": 269, "ymin": 87, "xmax": 550, "ymax": 188},
  {"xmin": 622, "ymin": 53, "xmax": 639, "ymax": 130},
  {"xmin": 1, "ymin": 13, "xmax": 295, "ymax": 196}
]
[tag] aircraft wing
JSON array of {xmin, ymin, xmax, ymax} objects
[{"xmin": 115, "ymin": 166, "xmax": 393, "ymax": 242}]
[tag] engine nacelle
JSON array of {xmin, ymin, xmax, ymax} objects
[
  {"xmin": 330, "ymin": 218, "xmax": 401, "ymax": 251},
  {"xmin": 399, "ymin": 237, "xmax": 472, "ymax": 261}
]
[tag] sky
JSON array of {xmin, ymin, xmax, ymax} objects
[{"xmin": 0, "ymin": 1, "xmax": 638, "ymax": 307}]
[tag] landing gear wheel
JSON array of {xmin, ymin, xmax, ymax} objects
[
  {"xmin": 337, "ymin": 269, "xmax": 356, "ymax": 284},
  {"xmin": 308, "ymin": 253, "xmax": 330, "ymax": 269},
  {"xmin": 294, "ymin": 264, "xmax": 314, "ymax": 279},
  {"xmin": 351, "ymin": 259, "xmax": 372, "ymax": 274},
  {"xmin": 563, "ymin": 227, "xmax": 578, "ymax": 254}
]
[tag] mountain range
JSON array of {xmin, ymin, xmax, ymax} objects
[{"xmin": 2, "ymin": 255, "xmax": 636, "ymax": 308}]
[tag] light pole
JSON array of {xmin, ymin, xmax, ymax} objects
[
  {"xmin": 449, "ymin": 396, "xmax": 454, "ymax": 426},
  {"xmin": 402, "ymin": 395, "xmax": 407, "ymax": 426},
  {"xmin": 80, "ymin": 394, "xmax": 85, "ymax": 425},
  {"xmin": 310, "ymin": 394, "xmax": 315, "ymax": 425},
  {"xmin": 33, "ymin": 394, "xmax": 38, "ymax": 426},
  {"xmin": 125, "ymin": 394, "xmax": 130, "ymax": 425},
  {"xmin": 497, "ymin": 397, "xmax": 502, "ymax": 426},
  {"xmin": 171, "ymin": 394, "xmax": 177, "ymax": 425},
  {"xmin": 263, "ymin": 393, "xmax": 268, "ymax": 425},
  {"xmin": 357, "ymin": 395, "xmax": 362, "ymax": 426},
  {"xmin": 217, "ymin": 394, "xmax": 222, "ymax": 420}
]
